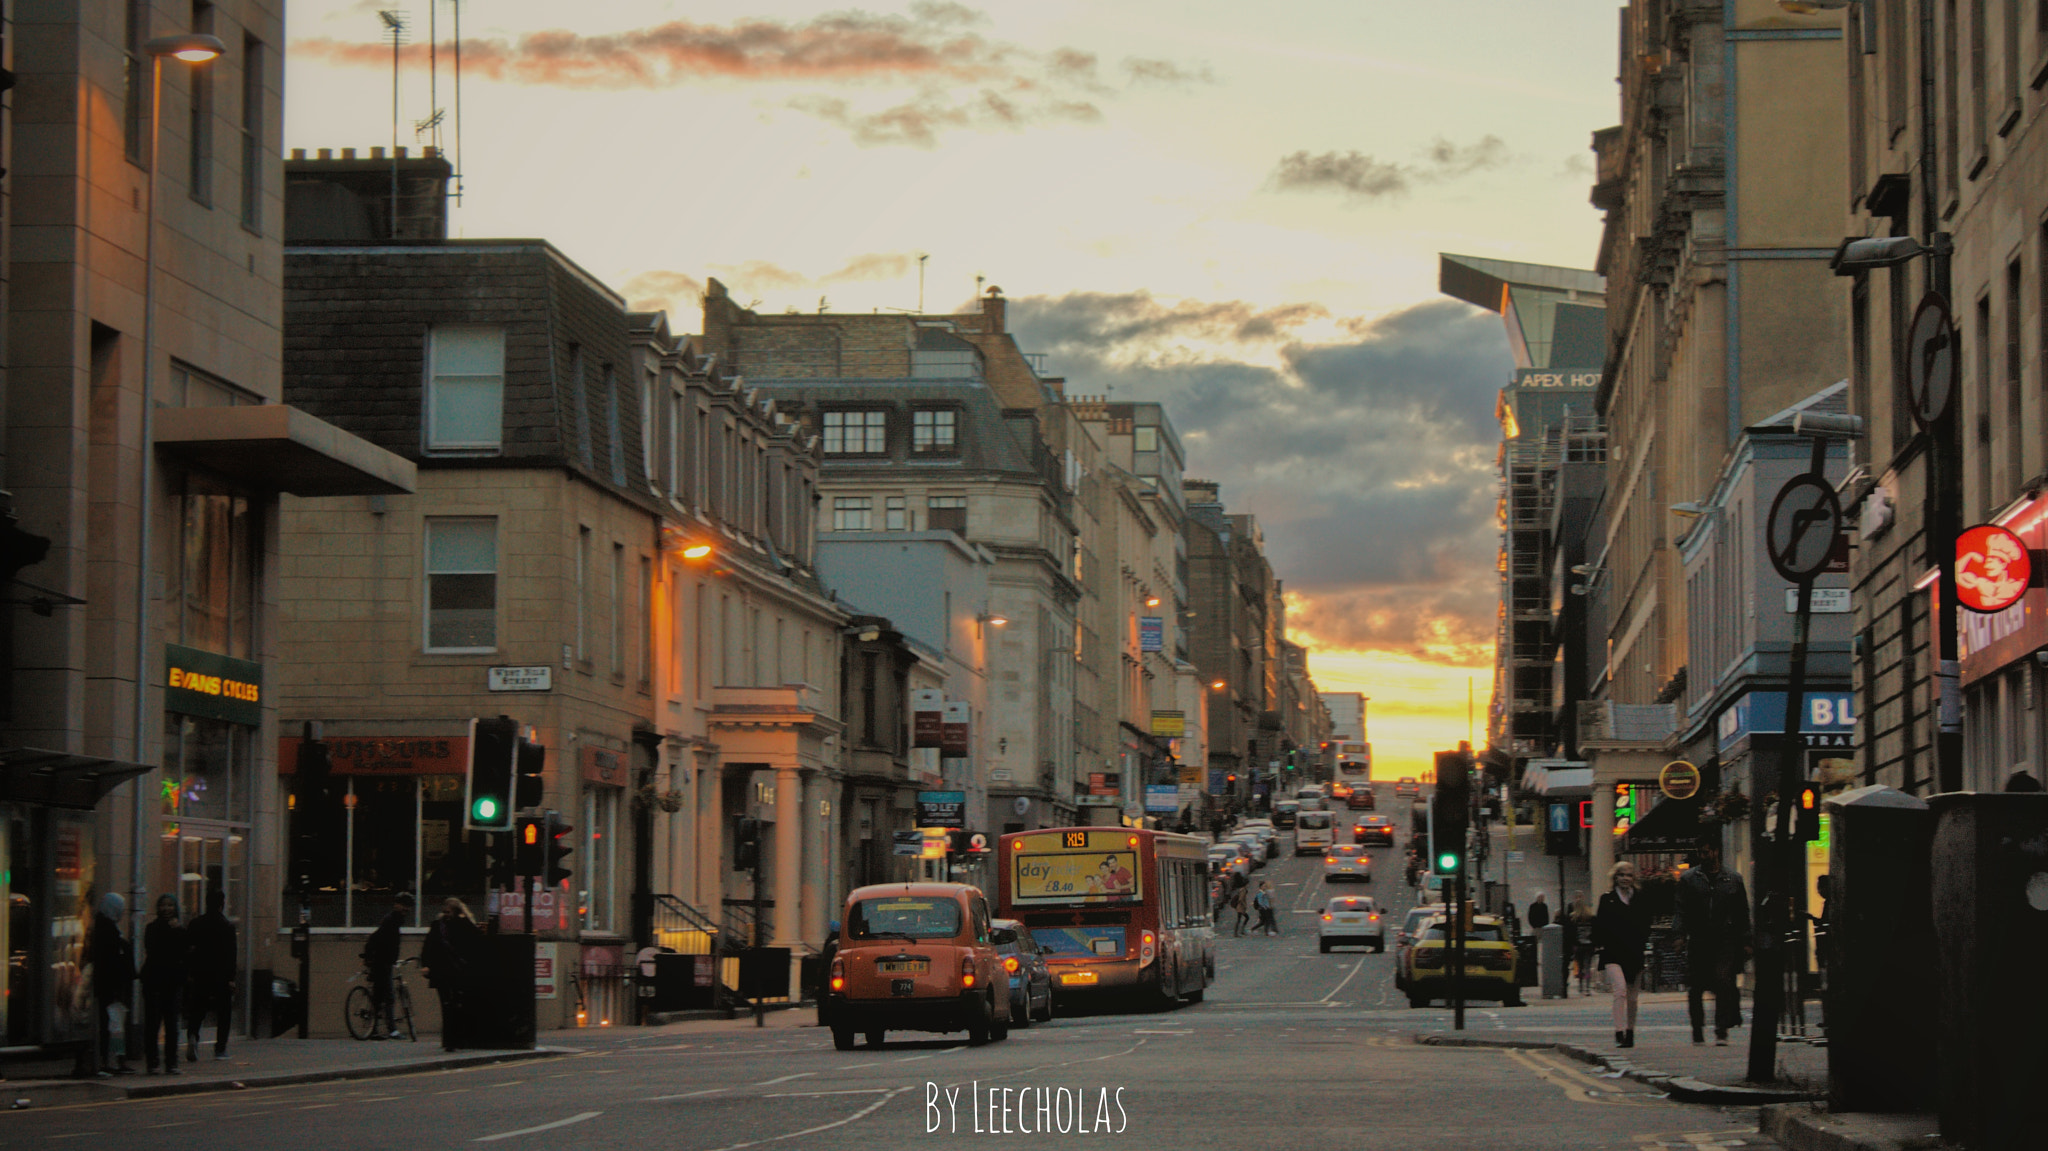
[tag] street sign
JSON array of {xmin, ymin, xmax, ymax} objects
[
  {"xmin": 1658, "ymin": 759, "xmax": 1701, "ymax": 801},
  {"xmin": 1956, "ymin": 523, "xmax": 2031, "ymax": 613},
  {"xmin": 1905, "ymin": 291, "xmax": 1957, "ymax": 427},
  {"xmin": 892, "ymin": 830, "xmax": 923, "ymax": 856},
  {"xmin": 1766, "ymin": 474, "xmax": 1844, "ymax": 583},
  {"xmin": 1785, "ymin": 588, "xmax": 1852, "ymax": 613}
]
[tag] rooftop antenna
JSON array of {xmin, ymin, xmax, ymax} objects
[
  {"xmin": 378, "ymin": 9, "xmax": 408, "ymax": 236},
  {"xmin": 917, "ymin": 253, "xmax": 928, "ymax": 313},
  {"xmin": 452, "ymin": 0, "xmax": 463, "ymax": 204}
]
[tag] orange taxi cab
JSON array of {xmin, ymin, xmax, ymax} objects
[{"xmin": 823, "ymin": 882, "xmax": 1015, "ymax": 1050}]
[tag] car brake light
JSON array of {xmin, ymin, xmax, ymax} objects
[
  {"xmin": 829, "ymin": 956, "xmax": 845, "ymax": 992},
  {"xmin": 1003, "ymin": 956, "xmax": 1020, "ymax": 974},
  {"xmin": 1321, "ymin": 913, "xmax": 1332, "ymax": 921},
  {"xmin": 961, "ymin": 954, "xmax": 976, "ymax": 988},
  {"xmin": 1369, "ymin": 914, "xmax": 1380, "ymax": 921},
  {"xmin": 1140, "ymin": 929, "xmax": 1157, "ymax": 968}
]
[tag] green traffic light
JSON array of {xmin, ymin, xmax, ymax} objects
[
  {"xmin": 1436, "ymin": 851, "xmax": 1459, "ymax": 872},
  {"xmin": 474, "ymin": 796, "xmax": 499, "ymax": 821}
]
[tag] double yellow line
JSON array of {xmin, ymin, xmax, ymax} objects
[{"xmin": 1499, "ymin": 1048, "xmax": 1651, "ymax": 1107}]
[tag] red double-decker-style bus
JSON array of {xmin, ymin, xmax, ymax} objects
[{"xmin": 995, "ymin": 827, "xmax": 1215, "ymax": 1010}]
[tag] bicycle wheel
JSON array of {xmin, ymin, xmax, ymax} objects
[
  {"xmin": 396, "ymin": 982, "xmax": 417, "ymax": 1041},
  {"xmin": 344, "ymin": 984, "xmax": 377, "ymax": 1040}
]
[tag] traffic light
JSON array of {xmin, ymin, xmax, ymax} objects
[
  {"xmin": 1795, "ymin": 782, "xmax": 1822, "ymax": 842},
  {"xmin": 514, "ymin": 815, "xmax": 544, "ymax": 877},
  {"xmin": 948, "ymin": 830, "xmax": 991, "ymax": 856},
  {"xmin": 515, "ymin": 735, "xmax": 546, "ymax": 810},
  {"xmin": 544, "ymin": 811, "xmax": 575, "ymax": 886},
  {"xmin": 1434, "ymin": 747, "xmax": 1473, "ymax": 874},
  {"xmin": 466, "ymin": 716, "xmax": 518, "ymax": 831},
  {"xmin": 734, "ymin": 816, "xmax": 762, "ymax": 871}
]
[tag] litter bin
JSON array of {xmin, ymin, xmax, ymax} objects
[
  {"xmin": 255, "ymin": 969, "xmax": 300, "ymax": 1038},
  {"xmin": 1536, "ymin": 923, "xmax": 1566, "ymax": 999},
  {"xmin": 1514, "ymin": 936, "xmax": 1538, "ymax": 989},
  {"xmin": 1930, "ymin": 792, "xmax": 2048, "ymax": 1148}
]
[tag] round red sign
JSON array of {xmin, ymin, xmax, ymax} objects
[{"xmin": 1956, "ymin": 524, "xmax": 2032, "ymax": 613}]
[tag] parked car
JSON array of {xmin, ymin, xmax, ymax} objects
[
  {"xmin": 1403, "ymin": 914, "xmax": 1523, "ymax": 1008},
  {"xmin": 1352, "ymin": 815, "xmax": 1396, "ymax": 847},
  {"xmin": 1321, "ymin": 844, "xmax": 1372, "ymax": 883},
  {"xmin": 822, "ymin": 882, "xmax": 1014, "ymax": 1050},
  {"xmin": 1317, "ymin": 896, "xmax": 1386, "ymax": 953},
  {"xmin": 991, "ymin": 918, "xmax": 1054, "ymax": 1027}
]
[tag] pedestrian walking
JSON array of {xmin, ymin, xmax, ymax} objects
[
  {"xmin": 1253, "ymin": 882, "xmax": 1278, "ymax": 936},
  {"xmin": 419, "ymin": 898, "xmax": 482, "ymax": 1051},
  {"xmin": 1565, "ymin": 893, "xmax": 1596, "ymax": 996},
  {"xmin": 1526, "ymin": 893, "xmax": 1551, "ymax": 931},
  {"xmin": 91, "ymin": 892, "xmax": 133, "ymax": 1076},
  {"xmin": 362, "ymin": 892, "xmax": 413, "ymax": 1040},
  {"xmin": 1229, "ymin": 882, "xmax": 1250, "ymax": 937},
  {"xmin": 1673, "ymin": 840, "xmax": 1750, "ymax": 1046},
  {"xmin": 139, "ymin": 895, "xmax": 188, "ymax": 1074},
  {"xmin": 184, "ymin": 887, "xmax": 235, "ymax": 1062},
  {"xmin": 1591, "ymin": 861, "xmax": 1651, "ymax": 1048}
]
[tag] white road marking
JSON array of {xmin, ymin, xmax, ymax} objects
[
  {"xmin": 1319, "ymin": 955, "xmax": 1369, "ymax": 1003},
  {"xmin": 1130, "ymin": 1029, "xmax": 1190, "ymax": 1035},
  {"xmin": 646, "ymin": 1087, "xmax": 725, "ymax": 1101},
  {"xmin": 763, "ymin": 1089, "xmax": 892, "ymax": 1097},
  {"xmin": 475, "ymin": 1110, "xmax": 603, "ymax": 1142},
  {"xmin": 703, "ymin": 1087, "xmax": 909, "ymax": 1150},
  {"xmin": 891, "ymin": 1054, "xmax": 933, "ymax": 1063},
  {"xmin": 755, "ymin": 1072, "xmax": 816, "ymax": 1086}
]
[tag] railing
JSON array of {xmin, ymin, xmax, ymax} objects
[
  {"xmin": 576, "ymin": 962, "xmax": 630, "ymax": 1028},
  {"xmin": 650, "ymin": 893, "xmax": 723, "ymax": 956},
  {"xmin": 722, "ymin": 897, "xmax": 774, "ymax": 950}
]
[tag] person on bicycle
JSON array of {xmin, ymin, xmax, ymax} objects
[{"xmin": 363, "ymin": 892, "xmax": 413, "ymax": 1039}]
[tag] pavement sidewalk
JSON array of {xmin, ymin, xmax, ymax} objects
[
  {"xmin": 0, "ymin": 1036, "xmax": 564, "ymax": 1109},
  {"xmin": 1414, "ymin": 990, "xmax": 1826, "ymax": 1105}
]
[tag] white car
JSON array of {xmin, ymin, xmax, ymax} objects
[
  {"xmin": 1321, "ymin": 844, "xmax": 1372, "ymax": 883},
  {"xmin": 1318, "ymin": 896, "xmax": 1386, "ymax": 953},
  {"xmin": 1294, "ymin": 811, "xmax": 1334, "ymax": 855}
]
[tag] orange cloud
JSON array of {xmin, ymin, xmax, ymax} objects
[{"xmin": 622, "ymin": 270, "xmax": 707, "ymax": 318}]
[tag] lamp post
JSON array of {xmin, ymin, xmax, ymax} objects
[{"xmin": 130, "ymin": 32, "xmax": 225, "ymax": 927}]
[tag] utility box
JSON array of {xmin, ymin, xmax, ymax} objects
[
  {"xmin": 1929, "ymin": 792, "xmax": 2048, "ymax": 1147},
  {"xmin": 1537, "ymin": 923, "xmax": 1567, "ymax": 999},
  {"xmin": 1827, "ymin": 785, "xmax": 1934, "ymax": 1114}
]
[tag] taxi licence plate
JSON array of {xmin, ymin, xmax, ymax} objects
[
  {"xmin": 877, "ymin": 960, "xmax": 928, "ymax": 974},
  {"xmin": 1058, "ymin": 971, "xmax": 1099, "ymax": 986}
]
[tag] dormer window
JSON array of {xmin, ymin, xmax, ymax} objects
[
  {"xmin": 912, "ymin": 408, "xmax": 957, "ymax": 453},
  {"xmin": 822, "ymin": 409, "xmax": 888, "ymax": 455}
]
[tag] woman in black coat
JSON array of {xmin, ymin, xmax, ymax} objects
[
  {"xmin": 419, "ymin": 899, "xmax": 483, "ymax": 1051},
  {"xmin": 1591, "ymin": 860, "xmax": 1652, "ymax": 1048}
]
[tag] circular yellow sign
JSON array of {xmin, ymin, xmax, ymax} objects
[{"xmin": 1659, "ymin": 760, "xmax": 1701, "ymax": 801}]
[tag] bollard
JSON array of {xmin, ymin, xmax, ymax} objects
[
  {"xmin": 1929, "ymin": 792, "xmax": 2048, "ymax": 1148},
  {"xmin": 1826, "ymin": 785, "xmax": 1934, "ymax": 1113},
  {"xmin": 1537, "ymin": 922, "xmax": 1566, "ymax": 999}
]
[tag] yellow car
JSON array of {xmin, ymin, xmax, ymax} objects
[{"xmin": 1402, "ymin": 913, "xmax": 1522, "ymax": 1008}]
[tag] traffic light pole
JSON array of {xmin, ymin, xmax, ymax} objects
[
  {"xmin": 1451, "ymin": 869, "xmax": 1466, "ymax": 1031},
  {"xmin": 1749, "ymin": 437, "xmax": 1826, "ymax": 1082}
]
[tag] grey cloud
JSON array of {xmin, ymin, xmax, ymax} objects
[
  {"xmin": 1271, "ymin": 135, "xmax": 1517, "ymax": 201},
  {"xmin": 1008, "ymin": 293, "xmax": 1511, "ymax": 664},
  {"xmin": 1122, "ymin": 57, "xmax": 1217, "ymax": 85}
]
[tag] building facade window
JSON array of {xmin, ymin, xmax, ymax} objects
[
  {"xmin": 912, "ymin": 409, "xmax": 956, "ymax": 452},
  {"xmin": 584, "ymin": 788, "xmax": 618, "ymax": 933},
  {"xmin": 822, "ymin": 410, "xmax": 887, "ymax": 455},
  {"xmin": 188, "ymin": 1, "xmax": 214, "ymax": 205},
  {"xmin": 425, "ymin": 326, "xmax": 505, "ymax": 451},
  {"xmin": 240, "ymin": 35, "xmax": 263, "ymax": 231},
  {"xmin": 610, "ymin": 543, "xmax": 626, "ymax": 678},
  {"xmin": 885, "ymin": 495, "xmax": 906, "ymax": 530},
  {"xmin": 927, "ymin": 495, "xmax": 967, "ymax": 535},
  {"xmin": 287, "ymin": 766, "xmax": 488, "ymax": 930},
  {"xmin": 425, "ymin": 518, "xmax": 497, "ymax": 651},
  {"xmin": 177, "ymin": 479, "xmax": 256, "ymax": 659},
  {"xmin": 832, "ymin": 497, "xmax": 873, "ymax": 531},
  {"xmin": 576, "ymin": 526, "xmax": 591, "ymax": 662},
  {"xmin": 161, "ymin": 714, "xmax": 251, "ymax": 941},
  {"xmin": 125, "ymin": 0, "xmax": 148, "ymax": 164}
]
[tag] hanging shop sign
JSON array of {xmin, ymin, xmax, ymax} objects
[
  {"xmin": 1139, "ymin": 617, "xmax": 1164, "ymax": 652},
  {"xmin": 1150, "ymin": 711, "xmax": 1185, "ymax": 737},
  {"xmin": 581, "ymin": 745, "xmax": 626, "ymax": 786},
  {"xmin": 1658, "ymin": 760, "xmax": 1701, "ymax": 801},
  {"xmin": 1956, "ymin": 523, "xmax": 2033, "ymax": 614},
  {"xmin": 912, "ymin": 688, "xmax": 945, "ymax": 748},
  {"xmin": 165, "ymin": 643, "xmax": 262, "ymax": 726},
  {"xmin": 940, "ymin": 701, "xmax": 971, "ymax": 757}
]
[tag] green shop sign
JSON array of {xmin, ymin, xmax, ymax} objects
[{"xmin": 165, "ymin": 643, "xmax": 263, "ymax": 726}]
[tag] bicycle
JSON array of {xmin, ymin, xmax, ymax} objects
[{"xmin": 345, "ymin": 956, "xmax": 418, "ymax": 1041}]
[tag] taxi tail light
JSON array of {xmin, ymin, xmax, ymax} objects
[
  {"xmin": 1321, "ymin": 913, "xmax": 1333, "ymax": 921},
  {"xmin": 1139, "ymin": 929, "xmax": 1157, "ymax": 968},
  {"xmin": 960, "ymin": 954, "xmax": 977, "ymax": 989},
  {"xmin": 1003, "ymin": 956, "xmax": 1020, "ymax": 974},
  {"xmin": 829, "ymin": 956, "xmax": 845, "ymax": 992},
  {"xmin": 1369, "ymin": 913, "xmax": 1380, "ymax": 921}
]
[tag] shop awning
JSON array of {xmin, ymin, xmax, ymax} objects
[
  {"xmin": 155, "ymin": 404, "xmax": 416, "ymax": 497},
  {"xmin": 1521, "ymin": 763, "xmax": 1592, "ymax": 798},
  {"xmin": 1622, "ymin": 796, "xmax": 1704, "ymax": 853},
  {"xmin": 0, "ymin": 746, "xmax": 152, "ymax": 810}
]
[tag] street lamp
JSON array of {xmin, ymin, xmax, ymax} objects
[{"xmin": 131, "ymin": 29, "xmax": 225, "ymax": 933}]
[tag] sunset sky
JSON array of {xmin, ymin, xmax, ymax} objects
[{"xmin": 284, "ymin": 0, "xmax": 1619, "ymax": 780}]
